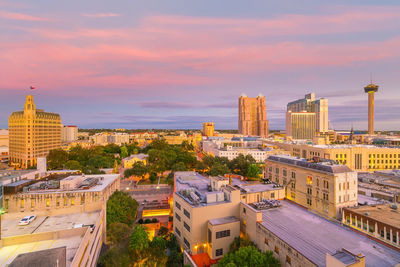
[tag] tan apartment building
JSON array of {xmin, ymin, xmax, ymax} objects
[
  {"xmin": 263, "ymin": 140, "xmax": 400, "ymax": 172},
  {"xmin": 265, "ymin": 155, "xmax": 358, "ymax": 219},
  {"xmin": 240, "ymin": 200, "xmax": 400, "ymax": 267},
  {"xmin": 174, "ymin": 172, "xmax": 284, "ymax": 265},
  {"xmin": 342, "ymin": 204, "xmax": 400, "ymax": 249},
  {"xmin": 238, "ymin": 94, "xmax": 269, "ymax": 137},
  {"xmin": 8, "ymin": 95, "xmax": 62, "ymax": 169},
  {"xmin": 62, "ymin": 125, "xmax": 78, "ymax": 144},
  {"xmin": 202, "ymin": 122, "xmax": 215, "ymax": 137},
  {"xmin": 286, "ymin": 111, "xmax": 316, "ymax": 140}
]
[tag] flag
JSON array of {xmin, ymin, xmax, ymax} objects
[{"xmin": 30, "ymin": 86, "xmax": 35, "ymax": 90}]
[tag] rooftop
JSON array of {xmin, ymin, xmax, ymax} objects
[
  {"xmin": 267, "ymin": 155, "xmax": 353, "ymax": 174},
  {"xmin": 260, "ymin": 201, "xmax": 400, "ymax": 267},
  {"xmin": 9, "ymin": 247, "xmax": 66, "ymax": 267},
  {"xmin": 124, "ymin": 153, "xmax": 148, "ymax": 161},
  {"xmin": 344, "ymin": 205, "xmax": 400, "ymax": 228},
  {"xmin": 235, "ymin": 183, "xmax": 283, "ymax": 194},
  {"xmin": 209, "ymin": 216, "xmax": 239, "ymax": 226},
  {"xmin": 0, "ymin": 170, "xmax": 39, "ymax": 183},
  {"xmin": 331, "ymin": 250, "xmax": 359, "ymax": 265}
]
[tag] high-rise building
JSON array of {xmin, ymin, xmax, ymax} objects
[
  {"xmin": 364, "ymin": 82, "xmax": 379, "ymax": 135},
  {"xmin": 62, "ymin": 125, "xmax": 78, "ymax": 143},
  {"xmin": 286, "ymin": 111, "xmax": 316, "ymax": 140},
  {"xmin": 286, "ymin": 93, "xmax": 328, "ymax": 138},
  {"xmin": 238, "ymin": 94, "xmax": 269, "ymax": 137},
  {"xmin": 8, "ymin": 95, "xmax": 62, "ymax": 169},
  {"xmin": 202, "ymin": 122, "xmax": 214, "ymax": 137}
]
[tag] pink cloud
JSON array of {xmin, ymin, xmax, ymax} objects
[
  {"xmin": 82, "ymin": 13, "xmax": 120, "ymax": 18},
  {"xmin": 0, "ymin": 10, "xmax": 50, "ymax": 21}
]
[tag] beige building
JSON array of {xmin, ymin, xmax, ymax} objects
[
  {"xmin": 0, "ymin": 174, "xmax": 120, "ymax": 266},
  {"xmin": 174, "ymin": 172, "xmax": 283, "ymax": 265},
  {"xmin": 8, "ymin": 95, "xmax": 62, "ymax": 169},
  {"xmin": 286, "ymin": 111, "xmax": 316, "ymax": 140},
  {"xmin": 265, "ymin": 155, "xmax": 358, "ymax": 219},
  {"xmin": 287, "ymin": 93, "xmax": 328, "ymax": 134},
  {"xmin": 122, "ymin": 153, "xmax": 148, "ymax": 168},
  {"xmin": 263, "ymin": 140, "xmax": 400, "ymax": 172},
  {"xmin": 62, "ymin": 125, "xmax": 78, "ymax": 144},
  {"xmin": 240, "ymin": 200, "xmax": 400, "ymax": 267},
  {"xmin": 90, "ymin": 132, "xmax": 130, "ymax": 145},
  {"xmin": 238, "ymin": 94, "xmax": 269, "ymax": 137},
  {"xmin": 0, "ymin": 129, "xmax": 9, "ymax": 147},
  {"xmin": 202, "ymin": 122, "xmax": 215, "ymax": 137}
]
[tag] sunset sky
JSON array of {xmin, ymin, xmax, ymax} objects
[{"xmin": 1, "ymin": 0, "xmax": 400, "ymax": 130}]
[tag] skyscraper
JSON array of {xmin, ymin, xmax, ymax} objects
[
  {"xmin": 202, "ymin": 122, "xmax": 215, "ymax": 137},
  {"xmin": 286, "ymin": 111, "xmax": 316, "ymax": 140},
  {"xmin": 364, "ymin": 82, "xmax": 379, "ymax": 135},
  {"xmin": 8, "ymin": 95, "xmax": 62, "ymax": 168},
  {"xmin": 286, "ymin": 93, "xmax": 328, "ymax": 139},
  {"xmin": 238, "ymin": 94, "xmax": 269, "ymax": 137}
]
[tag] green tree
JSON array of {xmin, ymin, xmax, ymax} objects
[
  {"xmin": 124, "ymin": 161, "xmax": 148, "ymax": 180},
  {"xmin": 107, "ymin": 222, "xmax": 132, "ymax": 246},
  {"xmin": 129, "ymin": 225, "xmax": 149, "ymax": 251},
  {"xmin": 209, "ymin": 162, "xmax": 230, "ymax": 176},
  {"xmin": 47, "ymin": 149, "xmax": 68, "ymax": 169},
  {"xmin": 218, "ymin": 246, "xmax": 280, "ymax": 267},
  {"xmin": 247, "ymin": 164, "xmax": 262, "ymax": 179},
  {"xmin": 120, "ymin": 146, "xmax": 129, "ymax": 159},
  {"xmin": 157, "ymin": 226, "xmax": 169, "ymax": 237},
  {"xmin": 171, "ymin": 162, "xmax": 187, "ymax": 172},
  {"xmin": 107, "ymin": 191, "xmax": 138, "ymax": 227},
  {"xmin": 65, "ymin": 160, "xmax": 81, "ymax": 170}
]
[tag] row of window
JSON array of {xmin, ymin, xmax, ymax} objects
[{"xmin": 216, "ymin": 230, "xmax": 230, "ymax": 239}]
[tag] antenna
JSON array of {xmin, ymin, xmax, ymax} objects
[{"xmin": 370, "ymin": 73, "xmax": 373, "ymax": 84}]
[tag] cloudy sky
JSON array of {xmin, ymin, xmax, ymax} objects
[{"xmin": 1, "ymin": 0, "xmax": 400, "ymax": 130}]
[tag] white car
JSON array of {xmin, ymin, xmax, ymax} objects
[{"xmin": 18, "ymin": 215, "xmax": 37, "ymax": 226}]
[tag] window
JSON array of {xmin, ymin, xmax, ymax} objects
[
  {"xmin": 64, "ymin": 197, "xmax": 68, "ymax": 206},
  {"xmin": 71, "ymin": 198, "xmax": 75, "ymax": 206},
  {"xmin": 290, "ymin": 192, "xmax": 295, "ymax": 199},
  {"xmin": 20, "ymin": 199, "xmax": 24, "ymax": 208},
  {"xmin": 208, "ymin": 229, "xmax": 212, "ymax": 243},
  {"xmin": 271, "ymin": 192, "xmax": 275, "ymax": 198},
  {"xmin": 184, "ymin": 222, "xmax": 190, "ymax": 232},
  {"xmin": 265, "ymin": 237, "xmax": 269, "ymax": 245},
  {"xmin": 307, "ymin": 188, "xmax": 312, "ymax": 195},
  {"xmin": 46, "ymin": 198, "xmax": 50, "ymax": 207},
  {"xmin": 80, "ymin": 195, "xmax": 85, "ymax": 205},
  {"xmin": 380, "ymin": 230, "xmax": 384, "ymax": 238},
  {"xmin": 216, "ymin": 248, "xmax": 223, "ymax": 257},
  {"xmin": 175, "ymin": 227, "xmax": 181, "ymax": 236},
  {"xmin": 175, "ymin": 213, "xmax": 181, "ymax": 222},
  {"xmin": 393, "ymin": 234, "xmax": 397, "ymax": 243},
  {"xmin": 184, "ymin": 209, "xmax": 190, "ymax": 219},
  {"xmin": 274, "ymin": 246, "xmax": 279, "ymax": 254},
  {"xmin": 307, "ymin": 198, "xmax": 312, "ymax": 206},
  {"xmin": 291, "ymin": 182, "xmax": 295, "ymax": 189},
  {"xmin": 216, "ymin": 230, "xmax": 230, "ymax": 239},
  {"xmin": 56, "ymin": 197, "xmax": 60, "ymax": 207},
  {"xmin": 243, "ymin": 208, "xmax": 246, "ymax": 214},
  {"xmin": 291, "ymin": 172, "xmax": 296, "ymax": 178},
  {"xmin": 175, "ymin": 202, "xmax": 181, "ymax": 210},
  {"xmin": 275, "ymin": 168, "xmax": 279, "ymax": 174},
  {"xmin": 184, "ymin": 238, "xmax": 190, "ymax": 249},
  {"xmin": 4, "ymin": 199, "xmax": 8, "ymax": 210},
  {"xmin": 283, "ymin": 170, "xmax": 287, "ymax": 176},
  {"xmin": 286, "ymin": 255, "xmax": 291, "ymax": 264},
  {"xmin": 306, "ymin": 176, "xmax": 312, "ymax": 185}
]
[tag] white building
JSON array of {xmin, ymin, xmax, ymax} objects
[{"xmin": 62, "ymin": 125, "xmax": 78, "ymax": 143}]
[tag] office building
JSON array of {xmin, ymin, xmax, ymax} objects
[
  {"xmin": 286, "ymin": 111, "xmax": 316, "ymax": 140},
  {"xmin": 263, "ymin": 140, "xmax": 400, "ymax": 172},
  {"xmin": 364, "ymin": 82, "xmax": 379, "ymax": 135},
  {"xmin": 90, "ymin": 132, "xmax": 130, "ymax": 145},
  {"xmin": 265, "ymin": 155, "xmax": 358, "ymax": 219},
  {"xmin": 202, "ymin": 122, "xmax": 215, "ymax": 137},
  {"xmin": 0, "ymin": 129, "xmax": 8, "ymax": 147},
  {"xmin": 286, "ymin": 93, "xmax": 328, "ymax": 139},
  {"xmin": 62, "ymin": 125, "xmax": 78, "ymax": 143},
  {"xmin": 238, "ymin": 94, "xmax": 269, "ymax": 137},
  {"xmin": 0, "ymin": 174, "xmax": 119, "ymax": 266},
  {"xmin": 241, "ymin": 200, "xmax": 400, "ymax": 267},
  {"xmin": 8, "ymin": 95, "xmax": 62, "ymax": 169}
]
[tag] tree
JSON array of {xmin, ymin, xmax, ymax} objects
[
  {"xmin": 107, "ymin": 191, "xmax": 138, "ymax": 227},
  {"xmin": 107, "ymin": 222, "xmax": 132, "ymax": 246},
  {"xmin": 229, "ymin": 236, "xmax": 254, "ymax": 253},
  {"xmin": 129, "ymin": 225, "xmax": 150, "ymax": 251},
  {"xmin": 120, "ymin": 146, "xmax": 129, "ymax": 159},
  {"xmin": 171, "ymin": 162, "xmax": 187, "ymax": 172},
  {"xmin": 124, "ymin": 161, "xmax": 148, "ymax": 180},
  {"xmin": 47, "ymin": 149, "xmax": 68, "ymax": 169},
  {"xmin": 65, "ymin": 160, "xmax": 81, "ymax": 170},
  {"xmin": 209, "ymin": 162, "xmax": 230, "ymax": 176},
  {"xmin": 247, "ymin": 164, "xmax": 262, "ymax": 179},
  {"xmin": 157, "ymin": 226, "xmax": 169, "ymax": 237},
  {"xmin": 218, "ymin": 246, "xmax": 280, "ymax": 267}
]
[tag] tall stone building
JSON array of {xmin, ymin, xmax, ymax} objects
[
  {"xmin": 238, "ymin": 94, "xmax": 269, "ymax": 137},
  {"xmin": 8, "ymin": 95, "xmax": 62, "ymax": 168}
]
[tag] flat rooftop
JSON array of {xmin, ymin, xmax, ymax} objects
[
  {"xmin": 267, "ymin": 155, "xmax": 353, "ymax": 174},
  {"xmin": 1, "ymin": 211, "xmax": 101, "ymax": 238},
  {"xmin": 0, "ymin": 170, "xmax": 39, "ymax": 182},
  {"xmin": 0, "ymin": 211, "xmax": 100, "ymax": 266},
  {"xmin": 235, "ymin": 183, "xmax": 283, "ymax": 193},
  {"xmin": 260, "ymin": 201, "xmax": 400, "ymax": 267},
  {"xmin": 209, "ymin": 216, "xmax": 239, "ymax": 226},
  {"xmin": 344, "ymin": 205, "xmax": 400, "ymax": 228}
]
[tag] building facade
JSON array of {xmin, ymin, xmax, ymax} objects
[
  {"xmin": 265, "ymin": 155, "xmax": 358, "ymax": 219},
  {"xmin": 286, "ymin": 111, "xmax": 316, "ymax": 140},
  {"xmin": 287, "ymin": 93, "xmax": 328, "ymax": 137},
  {"xmin": 238, "ymin": 94, "xmax": 269, "ymax": 137},
  {"xmin": 62, "ymin": 125, "xmax": 78, "ymax": 143},
  {"xmin": 8, "ymin": 95, "xmax": 62, "ymax": 169},
  {"xmin": 202, "ymin": 122, "xmax": 215, "ymax": 137}
]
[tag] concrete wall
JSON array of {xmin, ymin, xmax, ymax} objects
[{"xmin": 207, "ymin": 220, "xmax": 240, "ymax": 259}]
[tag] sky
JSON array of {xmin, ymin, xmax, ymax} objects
[{"xmin": 1, "ymin": 0, "xmax": 400, "ymax": 130}]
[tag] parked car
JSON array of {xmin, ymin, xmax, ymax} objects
[{"xmin": 18, "ymin": 215, "xmax": 37, "ymax": 226}]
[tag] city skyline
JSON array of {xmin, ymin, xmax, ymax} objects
[{"xmin": 1, "ymin": 0, "xmax": 400, "ymax": 130}]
